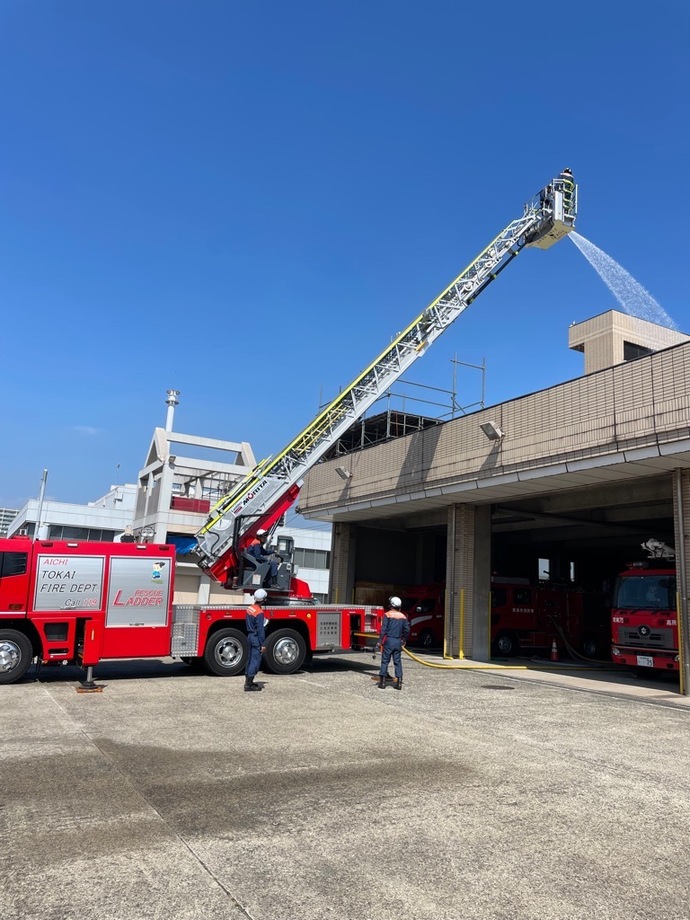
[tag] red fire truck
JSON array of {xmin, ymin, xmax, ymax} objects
[
  {"xmin": 0, "ymin": 536, "xmax": 382, "ymax": 685},
  {"xmin": 399, "ymin": 584, "xmax": 445, "ymax": 649},
  {"xmin": 491, "ymin": 577, "xmax": 608, "ymax": 659},
  {"xmin": 401, "ymin": 577, "xmax": 608, "ymax": 658},
  {"xmin": 610, "ymin": 539, "xmax": 679, "ymax": 673}
]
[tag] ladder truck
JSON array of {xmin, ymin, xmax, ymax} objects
[
  {"xmin": 0, "ymin": 170, "xmax": 577, "ymax": 686},
  {"xmin": 193, "ymin": 168, "xmax": 578, "ymax": 594}
]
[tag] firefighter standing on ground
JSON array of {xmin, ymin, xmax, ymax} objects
[
  {"xmin": 244, "ymin": 588, "xmax": 267, "ymax": 692},
  {"xmin": 377, "ymin": 596, "xmax": 410, "ymax": 690}
]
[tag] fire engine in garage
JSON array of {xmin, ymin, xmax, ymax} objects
[
  {"xmin": 0, "ymin": 169, "xmax": 578, "ymax": 685},
  {"xmin": 611, "ymin": 539, "xmax": 679, "ymax": 673},
  {"xmin": 399, "ymin": 576, "xmax": 608, "ymax": 658},
  {"xmin": 490, "ymin": 577, "xmax": 608, "ymax": 659},
  {"xmin": 400, "ymin": 583, "xmax": 445, "ymax": 649}
]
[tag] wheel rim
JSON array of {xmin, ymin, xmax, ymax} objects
[
  {"xmin": 0, "ymin": 639, "xmax": 22, "ymax": 674},
  {"xmin": 496, "ymin": 635, "xmax": 513, "ymax": 655},
  {"xmin": 272, "ymin": 636, "xmax": 300, "ymax": 667},
  {"xmin": 215, "ymin": 637, "xmax": 243, "ymax": 669}
]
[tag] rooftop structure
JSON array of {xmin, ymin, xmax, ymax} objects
[{"xmin": 568, "ymin": 310, "xmax": 690, "ymax": 375}]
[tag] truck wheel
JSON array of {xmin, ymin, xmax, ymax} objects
[
  {"xmin": 0, "ymin": 630, "xmax": 34, "ymax": 685},
  {"xmin": 581, "ymin": 635, "xmax": 599, "ymax": 658},
  {"xmin": 493, "ymin": 631, "xmax": 518, "ymax": 657},
  {"xmin": 203, "ymin": 629, "xmax": 248, "ymax": 677},
  {"xmin": 264, "ymin": 629, "xmax": 307, "ymax": 675},
  {"xmin": 418, "ymin": 629, "xmax": 435, "ymax": 649}
]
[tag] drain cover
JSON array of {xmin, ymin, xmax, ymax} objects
[{"xmin": 481, "ymin": 684, "xmax": 515, "ymax": 690}]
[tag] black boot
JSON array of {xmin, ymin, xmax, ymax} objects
[
  {"xmin": 244, "ymin": 677, "xmax": 262, "ymax": 692},
  {"xmin": 393, "ymin": 677, "xmax": 402, "ymax": 691},
  {"xmin": 377, "ymin": 675, "xmax": 386, "ymax": 690}
]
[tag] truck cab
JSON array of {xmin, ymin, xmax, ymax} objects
[{"xmin": 611, "ymin": 562, "xmax": 678, "ymax": 672}]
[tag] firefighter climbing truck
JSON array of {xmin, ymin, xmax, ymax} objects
[
  {"xmin": 0, "ymin": 536, "xmax": 381, "ymax": 684},
  {"xmin": 0, "ymin": 168, "xmax": 577, "ymax": 684},
  {"xmin": 611, "ymin": 539, "xmax": 679, "ymax": 673}
]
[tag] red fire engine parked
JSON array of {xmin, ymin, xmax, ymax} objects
[
  {"xmin": 399, "ymin": 578, "xmax": 608, "ymax": 658},
  {"xmin": 611, "ymin": 539, "xmax": 679, "ymax": 673},
  {"xmin": 0, "ymin": 537, "xmax": 382, "ymax": 685},
  {"xmin": 399, "ymin": 584, "xmax": 445, "ymax": 649},
  {"xmin": 491, "ymin": 577, "xmax": 607, "ymax": 659}
]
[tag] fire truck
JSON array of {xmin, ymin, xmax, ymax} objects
[
  {"xmin": 611, "ymin": 539, "xmax": 679, "ymax": 673},
  {"xmin": 399, "ymin": 576, "xmax": 608, "ymax": 658},
  {"xmin": 490, "ymin": 577, "xmax": 608, "ymax": 659},
  {"xmin": 0, "ymin": 536, "xmax": 381, "ymax": 685},
  {"xmin": 0, "ymin": 169, "xmax": 577, "ymax": 685}
]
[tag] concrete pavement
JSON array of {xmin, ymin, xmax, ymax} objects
[{"xmin": 2, "ymin": 652, "xmax": 689, "ymax": 920}]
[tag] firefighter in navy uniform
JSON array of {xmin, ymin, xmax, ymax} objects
[
  {"xmin": 376, "ymin": 596, "xmax": 410, "ymax": 690},
  {"xmin": 244, "ymin": 588, "xmax": 267, "ymax": 692}
]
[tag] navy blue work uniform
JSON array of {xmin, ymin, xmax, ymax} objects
[
  {"xmin": 379, "ymin": 608, "xmax": 410, "ymax": 680},
  {"xmin": 245, "ymin": 602, "xmax": 266, "ymax": 681},
  {"xmin": 246, "ymin": 539, "xmax": 279, "ymax": 579}
]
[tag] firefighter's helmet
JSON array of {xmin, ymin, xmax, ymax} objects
[
  {"xmin": 254, "ymin": 588, "xmax": 268, "ymax": 602},
  {"xmin": 257, "ymin": 529, "xmax": 267, "ymax": 536},
  {"xmin": 389, "ymin": 596, "xmax": 402, "ymax": 609}
]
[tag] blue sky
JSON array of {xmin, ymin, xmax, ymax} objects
[{"xmin": 2, "ymin": 0, "xmax": 688, "ymax": 511}]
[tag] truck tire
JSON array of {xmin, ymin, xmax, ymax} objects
[
  {"xmin": 203, "ymin": 628, "xmax": 248, "ymax": 677},
  {"xmin": 581, "ymin": 635, "xmax": 599, "ymax": 658},
  {"xmin": 0, "ymin": 629, "xmax": 34, "ymax": 685},
  {"xmin": 264, "ymin": 629, "xmax": 307, "ymax": 675},
  {"xmin": 417, "ymin": 628, "xmax": 435, "ymax": 649},
  {"xmin": 492, "ymin": 631, "xmax": 518, "ymax": 657}
]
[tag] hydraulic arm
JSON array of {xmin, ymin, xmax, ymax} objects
[{"xmin": 194, "ymin": 169, "xmax": 577, "ymax": 586}]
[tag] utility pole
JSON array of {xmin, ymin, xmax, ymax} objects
[{"xmin": 35, "ymin": 469, "xmax": 48, "ymax": 540}]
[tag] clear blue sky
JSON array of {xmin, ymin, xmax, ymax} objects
[{"xmin": 2, "ymin": 0, "xmax": 688, "ymax": 510}]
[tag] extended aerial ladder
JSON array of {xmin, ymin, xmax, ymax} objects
[{"xmin": 194, "ymin": 169, "xmax": 578, "ymax": 588}]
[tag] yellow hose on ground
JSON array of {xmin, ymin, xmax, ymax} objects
[{"xmin": 402, "ymin": 646, "xmax": 621, "ymax": 672}]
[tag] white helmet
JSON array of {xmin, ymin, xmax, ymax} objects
[
  {"xmin": 257, "ymin": 528, "xmax": 267, "ymax": 536},
  {"xmin": 389, "ymin": 596, "xmax": 402, "ymax": 609},
  {"xmin": 254, "ymin": 588, "xmax": 268, "ymax": 602}
]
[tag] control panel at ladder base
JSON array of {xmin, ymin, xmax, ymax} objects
[{"xmin": 193, "ymin": 169, "xmax": 578, "ymax": 597}]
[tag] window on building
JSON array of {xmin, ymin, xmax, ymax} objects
[
  {"xmin": 538, "ymin": 558, "xmax": 550, "ymax": 581},
  {"xmin": 48, "ymin": 526, "xmax": 116, "ymax": 542},
  {"xmin": 293, "ymin": 548, "xmax": 331, "ymax": 570},
  {"xmin": 624, "ymin": 341, "xmax": 653, "ymax": 362}
]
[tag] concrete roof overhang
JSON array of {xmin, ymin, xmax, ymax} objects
[
  {"xmin": 298, "ymin": 340, "xmax": 690, "ymax": 530},
  {"xmin": 307, "ymin": 442, "xmax": 690, "ymax": 525}
]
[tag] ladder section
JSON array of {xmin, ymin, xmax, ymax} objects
[{"xmin": 195, "ymin": 172, "xmax": 577, "ymax": 574}]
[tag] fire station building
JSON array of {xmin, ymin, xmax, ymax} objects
[{"xmin": 299, "ymin": 310, "xmax": 690, "ymax": 662}]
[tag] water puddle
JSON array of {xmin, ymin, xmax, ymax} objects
[{"xmin": 569, "ymin": 231, "xmax": 679, "ymax": 330}]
